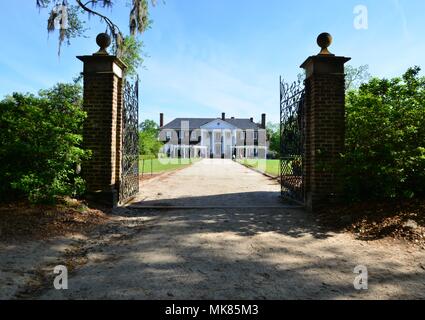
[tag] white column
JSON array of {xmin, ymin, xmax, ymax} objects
[
  {"xmin": 211, "ymin": 130, "xmax": 215, "ymax": 157},
  {"xmin": 222, "ymin": 130, "xmax": 225, "ymax": 156}
]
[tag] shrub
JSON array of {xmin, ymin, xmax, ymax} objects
[
  {"xmin": 342, "ymin": 67, "xmax": 425, "ymax": 201},
  {"xmin": 0, "ymin": 83, "xmax": 90, "ymax": 203},
  {"xmin": 139, "ymin": 119, "xmax": 163, "ymax": 157}
]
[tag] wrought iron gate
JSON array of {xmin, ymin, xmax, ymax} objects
[
  {"xmin": 119, "ymin": 77, "xmax": 140, "ymax": 204},
  {"xmin": 280, "ymin": 77, "xmax": 306, "ymax": 204}
]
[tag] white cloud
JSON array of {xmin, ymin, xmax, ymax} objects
[
  {"xmin": 140, "ymin": 55, "xmax": 279, "ymax": 123},
  {"xmin": 393, "ymin": 0, "xmax": 410, "ymax": 40},
  {"xmin": 0, "ymin": 56, "xmax": 68, "ymax": 91}
]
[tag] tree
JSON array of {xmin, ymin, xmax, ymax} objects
[
  {"xmin": 0, "ymin": 83, "xmax": 89, "ymax": 203},
  {"xmin": 342, "ymin": 66, "xmax": 425, "ymax": 200},
  {"xmin": 36, "ymin": 0, "xmax": 155, "ymax": 75},
  {"xmin": 117, "ymin": 35, "xmax": 145, "ymax": 77},
  {"xmin": 266, "ymin": 122, "xmax": 280, "ymax": 157},
  {"xmin": 139, "ymin": 119, "xmax": 163, "ymax": 157},
  {"xmin": 345, "ymin": 64, "xmax": 371, "ymax": 91}
]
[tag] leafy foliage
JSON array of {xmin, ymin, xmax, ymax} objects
[
  {"xmin": 47, "ymin": 4, "xmax": 87, "ymax": 55},
  {"xmin": 345, "ymin": 64, "xmax": 371, "ymax": 91},
  {"xmin": 139, "ymin": 119, "xmax": 163, "ymax": 157},
  {"xmin": 342, "ymin": 67, "xmax": 425, "ymax": 201},
  {"xmin": 0, "ymin": 83, "xmax": 90, "ymax": 203},
  {"xmin": 114, "ymin": 35, "xmax": 145, "ymax": 77},
  {"xmin": 36, "ymin": 0, "xmax": 155, "ymax": 72},
  {"xmin": 266, "ymin": 122, "xmax": 280, "ymax": 158}
]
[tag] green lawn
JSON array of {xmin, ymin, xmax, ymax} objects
[
  {"xmin": 139, "ymin": 157, "xmax": 200, "ymax": 174},
  {"xmin": 237, "ymin": 159, "xmax": 281, "ymax": 177}
]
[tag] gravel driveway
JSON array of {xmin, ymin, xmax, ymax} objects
[
  {"xmin": 132, "ymin": 159, "xmax": 283, "ymax": 208},
  {"xmin": 4, "ymin": 160, "xmax": 425, "ymax": 299}
]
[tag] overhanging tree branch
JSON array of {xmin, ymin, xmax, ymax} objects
[
  {"xmin": 75, "ymin": 0, "xmax": 124, "ymax": 51},
  {"xmin": 37, "ymin": 0, "xmax": 155, "ymax": 54}
]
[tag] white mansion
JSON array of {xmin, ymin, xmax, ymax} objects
[{"xmin": 158, "ymin": 113, "xmax": 268, "ymax": 159}]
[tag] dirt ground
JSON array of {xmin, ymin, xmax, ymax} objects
[{"xmin": 1, "ymin": 160, "xmax": 425, "ymax": 299}]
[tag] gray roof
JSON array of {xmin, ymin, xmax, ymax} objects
[{"xmin": 162, "ymin": 118, "xmax": 262, "ymax": 130}]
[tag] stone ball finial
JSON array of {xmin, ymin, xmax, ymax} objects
[
  {"xmin": 95, "ymin": 33, "xmax": 111, "ymax": 55},
  {"xmin": 317, "ymin": 32, "xmax": 333, "ymax": 55}
]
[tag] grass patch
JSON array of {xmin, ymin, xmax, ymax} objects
[
  {"xmin": 139, "ymin": 158, "xmax": 200, "ymax": 174},
  {"xmin": 237, "ymin": 159, "xmax": 281, "ymax": 177}
]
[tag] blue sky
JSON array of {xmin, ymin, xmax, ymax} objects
[{"xmin": 0, "ymin": 0, "xmax": 424, "ymax": 124}]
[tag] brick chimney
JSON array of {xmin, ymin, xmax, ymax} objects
[
  {"xmin": 160, "ymin": 113, "xmax": 164, "ymax": 127},
  {"xmin": 222, "ymin": 112, "xmax": 225, "ymax": 120},
  {"xmin": 261, "ymin": 113, "xmax": 266, "ymax": 129}
]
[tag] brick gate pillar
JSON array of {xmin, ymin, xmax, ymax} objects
[
  {"xmin": 300, "ymin": 33, "xmax": 351, "ymax": 212},
  {"xmin": 77, "ymin": 33, "xmax": 127, "ymax": 207}
]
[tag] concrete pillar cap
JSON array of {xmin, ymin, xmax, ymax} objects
[
  {"xmin": 317, "ymin": 32, "xmax": 334, "ymax": 56},
  {"xmin": 94, "ymin": 33, "xmax": 111, "ymax": 55}
]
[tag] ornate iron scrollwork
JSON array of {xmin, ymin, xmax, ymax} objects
[
  {"xmin": 280, "ymin": 77, "xmax": 306, "ymax": 204},
  {"xmin": 119, "ymin": 77, "xmax": 140, "ymax": 204}
]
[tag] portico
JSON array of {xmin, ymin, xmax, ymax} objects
[{"xmin": 159, "ymin": 113, "xmax": 268, "ymax": 159}]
